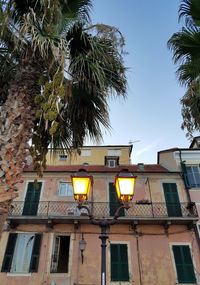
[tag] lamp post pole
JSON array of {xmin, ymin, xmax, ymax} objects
[
  {"xmin": 99, "ymin": 224, "xmax": 108, "ymax": 285},
  {"xmin": 72, "ymin": 172, "xmax": 137, "ymax": 285},
  {"xmin": 77, "ymin": 204, "xmax": 127, "ymax": 285}
]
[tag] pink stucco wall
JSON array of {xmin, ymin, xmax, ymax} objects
[{"xmin": 0, "ymin": 171, "xmax": 199, "ymax": 285}]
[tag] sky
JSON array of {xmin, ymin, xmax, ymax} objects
[{"xmin": 89, "ymin": 0, "xmax": 198, "ymax": 164}]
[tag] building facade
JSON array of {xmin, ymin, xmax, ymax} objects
[
  {"xmin": 158, "ymin": 136, "xmax": 200, "ymax": 237},
  {"xmin": 0, "ymin": 145, "xmax": 199, "ymax": 285}
]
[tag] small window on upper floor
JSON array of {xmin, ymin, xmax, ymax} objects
[
  {"xmin": 185, "ymin": 165, "xmax": 200, "ymax": 188},
  {"xmin": 81, "ymin": 149, "xmax": 91, "ymax": 156},
  {"xmin": 105, "ymin": 156, "xmax": 119, "ymax": 168},
  {"xmin": 108, "ymin": 149, "xmax": 121, "ymax": 156},
  {"xmin": 59, "ymin": 154, "xmax": 68, "ymax": 161},
  {"xmin": 58, "ymin": 182, "xmax": 73, "ymax": 197}
]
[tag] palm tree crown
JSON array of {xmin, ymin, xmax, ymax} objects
[
  {"xmin": 0, "ymin": 0, "xmax": 127, "ymax": 226},
  {"xmin": 168, "ymin": 0, "xmax": 200, "ymax": 138}
]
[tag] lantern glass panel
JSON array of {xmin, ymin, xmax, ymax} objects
[
  {"xmin": 72, "ymin": 177, "xmax": 90, "ymax": 195},
  {"xmin": 118, "ymin": 178, "xmax": 135, "ymax": 195}
]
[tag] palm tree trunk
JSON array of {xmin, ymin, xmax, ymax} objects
[{"xmin": 0, "ymin": 58, "xmax": 42, "ymax": 235}]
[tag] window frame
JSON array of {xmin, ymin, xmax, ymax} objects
[
  {"xmin": 80, "ymin": 149, "xmax": 91, "ymax": 157},
  {"xmin": 185, "ymin": 165, "xmax": 200, "ymax": 188},
  {"xmin": 1, "ymin": 233, "xmax": 42, "ymax": 274},
  {"xmin": 58, "ymin": 154, "xmax": 68, "ymax": 161},
  {"xmin": 105, "ymin": 156, "xmax": 119, "ymax": 168},
  {"xmin": 49, "ymin": 234, "xmax": 72, "ymax": 275},
  {"xmin": 109, "ymin": 242, "xmax": 131, "ymax": 282},
  {"xmin": 58, "ymin": 182, "xmax": 73, "ymax": 197}
]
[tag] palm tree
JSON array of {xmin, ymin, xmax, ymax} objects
[
  {"xmin": 168, "ymin": 0, "xmax": 200, "ymax": 137},
  {"xmin": 0, "ymin": 0, "xmax": 127, "ymax": 227}
]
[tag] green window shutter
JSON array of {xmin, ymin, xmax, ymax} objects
[
  {"xmin": 111, "ymin": 244, "xmax": 119, "ymax": 281},
  {"xmin": 163, "ymin": 183, "xmax": 182, "ymax": 217},
  {"xmin": 29, "ymin": 234, "xmax": 42, "ymax": 272},
  {"xmin": 172, "ymin": 245, "xmax": 196, "ymax": 283},
  {"xmin": 120, "ymin": 244, "xmax": 129, "ymax": 281},
  {"xmin": 110, "ymin": 244, "xmax": 129, "ymax": 281},
  {"xmin": 23, "ymin": 182, "xmax": 42, "ymax": 216},
  {"xmin": 109, "ymin": 183, "xmax": 124, "ymax": 216},
  {"xmin": 1, "ymin": 233, "xmax": 17, "ymax": 272},
  {"xmin": 181, "ymin": 162, "xmax": 190, "ymax": 188}
]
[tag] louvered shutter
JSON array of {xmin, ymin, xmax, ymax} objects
[
  {"xmin": 110, "ymin": 244, "xmax": 129, "ymax": 281},
  {"xmin": 163, "ymin": 183, "xmax": 182, "ymax": 217},
  {"xmin": 29, "ymin": 234, "xmax": 42, "ymax": 272},
  {"xmin": 1, "ymin": 233, "xmax": 17, "ymax": 272},
  {"xmin": 173, "ymin": 245, "xmax": 196, "ymax": 283},
  {"xmin": 181, "ymin": 162, "xmax": 190, "ymax": 188},
  {"xmin": 120, "ymin": 244, "xmax": 129, "ymax": 281}
]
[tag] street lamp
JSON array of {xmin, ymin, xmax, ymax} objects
[{"xmin": 71, "ymin": 171, "xmax": 137, "ymax": 285}]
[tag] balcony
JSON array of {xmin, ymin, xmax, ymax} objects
[{"xmin": 6, "ymin": 201, "xmax": 198, "ymax": 226}]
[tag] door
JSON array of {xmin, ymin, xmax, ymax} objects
[
  {"xmin": 163, "ymin": 183, "xmax": 182, "ymax": 217},
  {"xmin": 23, "ymin": 182, "xmax": 42, "ymax": 216},
  {"xmin": 109, "ymin": 183, "xmax": 124, "ymax": 216}
]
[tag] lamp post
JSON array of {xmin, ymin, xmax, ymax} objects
[{"xmin": 71, "ymin": 171, "xmax": 137, "ymax": 285}]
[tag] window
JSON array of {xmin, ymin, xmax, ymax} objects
[
  {"xmin": 186, "ymin": 165, "xmax": 200, "ymax": 188},
  {"xmin": 163, "ymin": 183, "xmax": 182, "ymax": 217},
  {"xmin": 105, "ymin": 156, "xmax": 119, "ymax": 168},
  {"xmin": 108, "ymin": 149, "xmax": 121, "ymax": 156},
  {"xmin": 1, "ymin": 233, "xmax": 42, "ymax": 273},
  {"xmin": 50, "ymin": 236, "xmax": 70, "ymax": 273},
  {"xmin": 81, "ymin": 149, "xmax": 91, "ymax": 157},
  {"xmin": 59, "ymin": 154, "xmax": 67, "ymax": 161},
  {"xmin": 58, "ymin": 182, "xmax": 73, "ymax": 197},
  {"xmin": 172, "ymin": 245, "xmax": 196, "ymax": 284},
  {"xmin": 110, "ymin": 244, "xmax": 129, "ymax": 282},
  {"xmin": 107, "ymin": 160, "xmax": 117, "ymax": 168}
]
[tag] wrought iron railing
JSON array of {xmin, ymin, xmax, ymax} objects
[{"xmin": 7, "ymin": 201, "xmax": 198, "ymax": 219}]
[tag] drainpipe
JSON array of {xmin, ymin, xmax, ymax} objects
[
  {"xmin": 179, "ymin": 150, "xmax": 191, "ymax": 201},
  {"xmin": 136, "ymin": 234, "xmax": 143, "ymax": 285}
]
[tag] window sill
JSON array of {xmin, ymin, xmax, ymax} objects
[
  {"xmin": 110, "ymin": 281, "xmax": 130, "ymax": 285},
  {"xmin": 111, "ymin": 281, "xmax": 130, "ymax": 284},
  {"xmin": 7, "ymin": 273, "xmax": 32, "ymax": 276},
  {"xmin": 50, "ymin": 273, "xmax": 69, "ymax": 276}
]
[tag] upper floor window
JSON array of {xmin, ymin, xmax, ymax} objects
[
  {"xmin": 59, "ymin": 154, "xmax": 68, "ymax": 161},
  {"xmin": 186, "ymin": 165, "xmax": 200, "ymax": 188},
  {"xmin": 1, "ymin": 233, "xmax": 42, "ymax": 273},
  {"xmin": 108, "ymin": 149, "xmax": 121, "ymax": 156},
  {"xmin": 81, "ymin": 149, "xmax": 91, "ymax": 156},
  {"xmin": 58, "ymin": 182, "xmax": 73, "ymax": 197},
  {"xmin": 105, "ymin": 156, "xmax": 119, "ymax": 168}
]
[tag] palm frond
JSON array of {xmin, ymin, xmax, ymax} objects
[
  {"xmin": 168, "ymin": 27, "xmax": 200, "ymax": 64},
  {"xmin": 179, "ymin": 0, "xmax": 200, "ymax": 27},
  {"xmin": 67, "ymin": 22, "xmax": 127, "ymax": 97},
  {"xmin": 177, "ymin": 58, "xmax": 200, "ymax": 84},
  {"xmin": 181, "ymin": 79, "xmax": 200, "ymax": 137}
]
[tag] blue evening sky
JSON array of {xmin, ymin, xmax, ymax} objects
[{"xmin": 89, "ymin": 0, "xmax": 198, "ymax": 164}]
